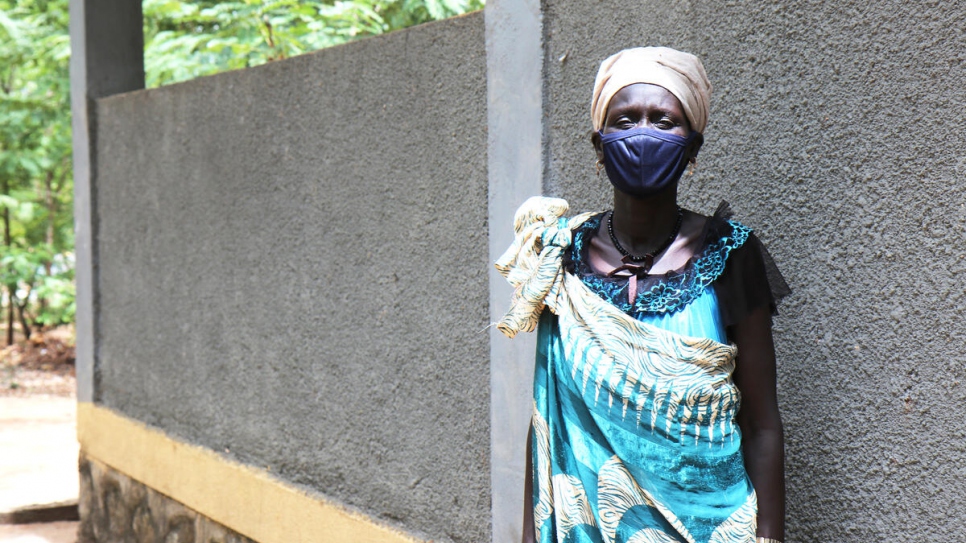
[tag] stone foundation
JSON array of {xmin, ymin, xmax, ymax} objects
[{"xmin": 78, "ymin": 454, "xmax": 255, "ymax": 543}]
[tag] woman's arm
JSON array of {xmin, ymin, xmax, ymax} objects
[
  {"xmin": 730, "ymin": 304, "xmax": 785, "ymax": 541},
  {"xmin": 522, "ymin": 424, "xmax": 535, "ymax": 543}
]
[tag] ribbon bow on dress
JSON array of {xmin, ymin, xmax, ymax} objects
[{"xmin": 607, "ymin": 257, "xmax": 653, "ymax": 306}]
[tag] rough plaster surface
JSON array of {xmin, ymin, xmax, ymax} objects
[
  {"xmin": 94, "ymin": 13, "xmax": 489, "ymax": 542},
  {"xmin": 543, "ymin": 1, "xmax": 966, "ymax": 540},
  {"xmin": 79, "ymin": 455, "xmax": 255, "ymax": 543}
]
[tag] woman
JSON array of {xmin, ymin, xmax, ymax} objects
[{"xmin": 496, "ymin": 47, "xmax": 789, "ymax": 543}]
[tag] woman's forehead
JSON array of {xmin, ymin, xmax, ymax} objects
[{"xmin": 608, "ymin": 84, "xmax": 685, "ymax": 113}]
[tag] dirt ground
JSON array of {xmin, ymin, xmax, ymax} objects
[
  {"xmin": 0, "ymin": 521, "xmax": 78, "ymax": 543},
  {"xmin": 0, "ymin": 327, "xmax": 76, "ymax": 398},
  {"xmin": 0, "ymin": 326, "xmax": 78, "ymax": 543}
]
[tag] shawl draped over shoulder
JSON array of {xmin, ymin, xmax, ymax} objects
[{"xmin": 496, "ymin": 196, "xmax": 758, "ymax": 543}]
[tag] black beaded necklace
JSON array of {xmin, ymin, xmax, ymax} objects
[{"xmin": 607, "ymin": 207, "xmax": 684, "ymax": 270}]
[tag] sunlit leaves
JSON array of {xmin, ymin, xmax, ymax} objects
[
  {"xmin": 0, "ymin": 0, "xmax": 74, "ymax": 330},
  {"xmin": 143, "ymin": 0, "xmax": 484, "ymax": 87}
]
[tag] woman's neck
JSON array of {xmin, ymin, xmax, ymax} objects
[{"xmin": 610, "ymin": 186, "xmax": 680, "ymax": 255}]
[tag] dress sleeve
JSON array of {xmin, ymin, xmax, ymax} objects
[{"xmin": 713, "ymin": 232, "xmax": 791, "ymax": 327}]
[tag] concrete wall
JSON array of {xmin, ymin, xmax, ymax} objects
[
  {"xmin": 92, "ymin": 12, "xmax": 490, "ymax": 542},
  {"xmin": 542, "ymin": 0, "xmax": 966, "ymax": 540},
  {"xmin": 484, "ymin": 0, "xmax": 543, "ymax": 540}
]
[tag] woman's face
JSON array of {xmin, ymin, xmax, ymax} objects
[
  {"xmin": 602, "ymin": 83, "xmax": 691, "ymax": 135},
  {"xmin": 593, "ymin": 83, "xmax": 692, "ymax": 159}
]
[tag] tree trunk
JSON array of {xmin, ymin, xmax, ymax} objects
[
  {"xmin": 4, "ymin": 295, "xmax": 11, "ymax": 346},
  {"xmin": 44, "ymin": 170, "xmax": 55, "ymax": 275},
  {"xmin": 34, "ymin": 171, "xmax": 57, "ymax": 321},
  {"xmin": 13, "ymin": 295, "xmax": 30, "ymax": 341},
  {"xmin": 2, "ymin": 177, "xmax": 12, "ymax": 346}
]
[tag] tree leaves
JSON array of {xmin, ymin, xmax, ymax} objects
[
  {"xmin": 1, "ymin": 0, "xmax": 74, "ymax": 333},
  {"xmin": 143, "ymin": 0, "xmax": 485, "ymax": 87}
]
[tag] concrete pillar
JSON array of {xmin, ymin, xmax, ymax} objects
[
  {"xmin": 69, "ymin": 0, "xmax": 144, "ymax": 402},
  {"xmin": 485, "ymin": 0, "xmax": 544, "ymax": 540}
]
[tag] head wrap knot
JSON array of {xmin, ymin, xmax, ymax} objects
[{"xmin": 591, "ymin": 47, "xmax": 712, "ymax": 133}]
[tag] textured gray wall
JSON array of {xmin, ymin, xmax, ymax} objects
[
  {"xmin": 93, "ymin": 13, "xmax": 489, "ymax": 542},
  {"xmin": 543, "ymin": 0, "xmax": 966, "ymax": 540}
]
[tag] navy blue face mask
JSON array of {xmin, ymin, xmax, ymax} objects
[{"xmin": 599, "ymin": 127, "xmax": 703, "ymax": 198}]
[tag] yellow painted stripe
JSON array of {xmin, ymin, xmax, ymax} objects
[{"xmin": 77, "ymin": 402, "xmax": 421, "ymax": 543}]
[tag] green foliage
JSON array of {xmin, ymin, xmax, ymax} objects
[
  {"xmin": 143, "ymin": 0, "xmax": 484, "ymax": 87},
  {"xmin": 0, "ymin": 245, "xmax": 74, "ymax": 326},
  {"xmin": 0, "ymin": 0, "xmax": 74, "ymax": 335}
]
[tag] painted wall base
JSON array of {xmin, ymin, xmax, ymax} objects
[{"xmin": 78, "ymin": 455, "xmax": 255, "ymax": 543}]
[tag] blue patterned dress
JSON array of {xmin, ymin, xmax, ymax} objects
[{"xmin": 496, "ymin": 198, "xmax": 784, "ymax": 543}]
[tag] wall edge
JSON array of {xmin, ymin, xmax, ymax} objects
[{"xmin": 485, "ymin": 1, "xmax": 545, "ymax": 541}]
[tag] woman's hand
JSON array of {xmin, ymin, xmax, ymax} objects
[{"xmin": 731, "ymin": 305, "xmax": 785, "ymax": 541}]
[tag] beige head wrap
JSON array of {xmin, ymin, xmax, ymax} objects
[{"xmin": 591, "ymin": 47, "xmax": 712, "ymax": 133}]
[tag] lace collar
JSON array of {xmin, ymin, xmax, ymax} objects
[{"xmin": 564, "ymin": 203, "xmax": 751, "ymax": 315}]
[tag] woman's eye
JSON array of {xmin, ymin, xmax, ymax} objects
[
  {"xmin": 647, "ymin": 111, "xmax": 678, "ymax": 129},
  {"xmin": 614, "ymin": 117, "xmax": 635, "ymax": 129}
]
